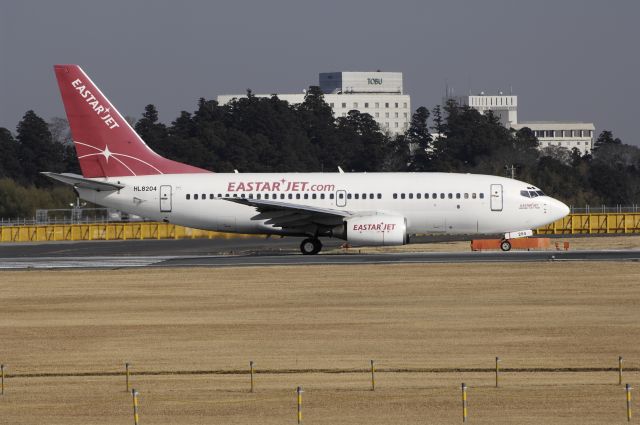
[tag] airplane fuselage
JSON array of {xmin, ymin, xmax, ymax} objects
[{"xmin": 78, "ymin": 172, "xmax": 568, "ymax": 237}]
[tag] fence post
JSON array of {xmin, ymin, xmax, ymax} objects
[
  {"xmin": 626, "ymin": 384, "xmax": 632, "ymax": 422},
  {"xmin": 250, "ymin": 361, "xmax": 254, "ymax": 393},
  {"xmin": 495, "ymin": 357, "xmax": 500, "ymax": 388},
  {"xmin": 132, "ymin": 388, "xmax": 140, "ymax": 425},
  {"xmin": 125, "ymin": 362, "xmax": 131, "ymax": 392},
  {"xmin": 462, "ymin": 383, "xmax": 468, "ymax": 422},
  {"xmin": 296, "ymin": 386, "xmax": 303, "ymax": 424},
  {"xmin": 370, "ymin": 360, "xmax": 375, "ymax": 391},
  {"xmin": 619, "ymin": 356, "xmax": 623, "ymax": 385}
]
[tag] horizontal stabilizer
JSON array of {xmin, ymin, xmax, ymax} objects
[{"xmin": 41, "ymin": 172, "xmax": 124, "ymax": 191}]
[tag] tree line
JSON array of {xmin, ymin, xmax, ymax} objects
[{"xmin": 0, "ymin": 88, "xmax": 638, "ymax": 218}]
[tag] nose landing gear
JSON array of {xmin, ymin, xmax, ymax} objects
[{"xmin": 300, "ymin": 238, "xmax": 323, "ymax": 255}]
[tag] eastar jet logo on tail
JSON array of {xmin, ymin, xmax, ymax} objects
[{"xmin": 71, "ymin": 79, "xmax": 120, "ymax": 130}]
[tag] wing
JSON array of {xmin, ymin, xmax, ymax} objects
[{"xmin": 225, "ymin": 198, "xmax": 351, "ymax": 229}]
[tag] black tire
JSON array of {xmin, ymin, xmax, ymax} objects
[
  {"xmin": 500, "ymin": 240, "xmax": 512, "ymax": 252},
  {"xmin": 300, "ymin": 238, "xmax": 322, "ymax": 255}
]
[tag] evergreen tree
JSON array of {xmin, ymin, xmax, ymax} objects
[
  {"xmin": 16, "ymin": 110, "xmax": 64, "ymax": 186},
  {"xmin": 406, "ymin": 106, "xmax": 432, "ymax": 171},
  {"xmin": 134, "ymin": 104, "xmax": 167, "ymax": 150},
  {"xmin": 593, "ymin": 130, "xmax": 622, "ymax": 150}
]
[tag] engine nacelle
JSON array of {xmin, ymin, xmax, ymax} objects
[{"xmin": 344, "ymin": 214, "xmax": 407, "ymax": 246}]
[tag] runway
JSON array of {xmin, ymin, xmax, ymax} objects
[{"xmin": 0, "ymin": 238, "xmax": 638, "ymax": 269}]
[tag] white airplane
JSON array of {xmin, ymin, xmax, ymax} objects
[{"xmin": 44, "ymin": 64, "xmax": 570, "ymax": 254}]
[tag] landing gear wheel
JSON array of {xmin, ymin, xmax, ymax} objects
[
  {"xmin": 300, "ymin": 238, "xmax": 322, "ymax": 255},
  {"xmin": 500, "ymin": 240, "xmax": 512, "ymax": 252}
]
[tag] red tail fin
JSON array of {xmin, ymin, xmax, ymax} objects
[{"xmin": 54, "ymin": 64, "xmax": 210, "ymax": 177}]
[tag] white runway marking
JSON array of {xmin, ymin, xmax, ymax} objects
[{"xmin": 0, "ymin": 256, "xmax": 172, "ymax": 269}]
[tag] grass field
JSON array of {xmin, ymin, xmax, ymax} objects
[{"xmin": 1, "ymin": 261, "xmax": 639, "ymax": 423}]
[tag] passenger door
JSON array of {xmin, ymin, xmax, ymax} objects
[
  {"xmin": 490, "ymin": 184, "xmax": 503, "ymax": 211},
  {"xmin": 160, "ymin": 185, "xmax": 172, "ymax": 212}
]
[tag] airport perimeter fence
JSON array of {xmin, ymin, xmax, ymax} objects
[
  {"xmin": 1, "ymin": 209, "xmax": 640, "ymax": 243},
  {"xmin": 0, "ymin": 357, "xmax": 637, "ymax": 423}
]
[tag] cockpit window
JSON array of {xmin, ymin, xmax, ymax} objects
[
  {"xmin": 528, "ymin": 191, "xmax": 538, "ymax": 198},
  {"xmin": 520, "ymin": 190, "xmax": 530, "ymax": 198},
  {"xmin": 536, "ymin": 190, "xmax": 545, "ymax": 196}
]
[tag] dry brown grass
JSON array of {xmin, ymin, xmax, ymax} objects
[{"xmin": 1, "ymin": 262, "xmax": 639, "ymax": 423}]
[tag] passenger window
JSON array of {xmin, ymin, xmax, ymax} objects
[
  {"xmin": 194, "ymin": 194, "xmax": 198, "ymax": 200},
  {"xmin": 304, "ymin": 193, "xmax": 309, "ymax": 199},
  {"xmin": 241, "ymin": 194, "xmax": 246, "ymax": 198},
  {"xmin": 464, "ymin": 193, "xmax": 469, "ymax": 199},
  {"xmin": 456, "ymin": 193, "xmax": 461, "ymax": 199},
  {"xmin": 480, "ymin": 193, "xmax": 485, "ymax": 199},
  {"xmin": 209, "ymin": 194, "xmax": 214, "ymax": 199},
  {"xmin": 296, "ymin": 194, "xmax": 301, "ymax": 199},
  {"xmin": 312, "ymin": 194, "xmax": 317, "ymax": 199},
  {"xmin": 401, "ymin": 193, "xmax": 406, "ymax": 199},
  {"xmin": 417, "ymin": 193, "xmax": 421, "ymax": 199},
  {"xmin": 202, "ymin": 194, "xmax": 206, "ymax": 199},
  {"xmin": 370, "ymin": 193, "xmax": 374, "ymax": 199},
  {"xmin": 433, "ymin": 193, "xmax": 437, "ymax": 199},
  {"xmin": 257, "ymin": 194, "xmax": 261, "ymax": 199},
  {"xmin": 280, "ymin": 194, "xmax": 285, "ymax": 199},
  {"xmin": 520, "ymin": 190, "xmax": 531, "ymax": 198},
  {"xmin": 354, "ymin": 194, "xmax": 359, "ymax": 199},
  {"xmin": 440, "ymin": 193, "xmax": 444, "ymax": 199},
  {"xmin": 186, "ymin": 194, "xmax": 191, "ymax": 200},
  {"xmin": 362, "ymin": 193, "xmax": 366, "ymax": 199},
  {"xmin": 232, "ymin": 194, "xmax": 238, "ymax": 198},
  {"xmin": 408, "ymin": 193, "xmax": 413, "ymax": 199},
  {"xmin": 393, "ymin": 193, "xmax": 398, "ymax": 199},
  {"xmin": 288, "ymin": 194, "xmax": 293, "ymax": 199},
  {"xmin": 425, "ymin": 193, "xmax": 429, "ymax": 199},
  {"xmin": 347, "ymin": 193, "xmax": 352, "ymax": 199},
  {"xmin": 265, "ymin": 194, "xmax": 269, "ymax": 199},
  {"xmin": 377, "ymin": 193, "xmax": 381, "ymax": 199},
  {"xmin": 331, "ymin": 194, "xmax": 336, "ymax": 199},
  {"xmin": 247, "ymin": 194, "xmax": 252, "ymax": 199},
  {"xmin": 338, "ymin": 193, "xmax": 344, "ymax": 199},
  {"xmin": 448, "ymin": 193, "xmax": 453, "ymax": 199},
  {"xmin": 320, "ymin": 194, "xmax": 325, "ymax": 200},
  {"xmin": 472, "ymin": 193, "xmax": 477, "ymax": 199},
  {"xmin": 218, "ymin": 194, "xmax": 222, "ymax": 198}
]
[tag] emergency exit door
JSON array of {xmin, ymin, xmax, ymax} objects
[
  {"xmin": 490, "ymin": 184, "xmax": 503, "ymax": 211},
  {"xmin": 160, "ymin": 185, "xmax": 172, "ymax": 212}
]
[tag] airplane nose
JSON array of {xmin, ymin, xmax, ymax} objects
[{"xmin": 552, "ymin": 199, "xmax": 570, "ymax": 220}]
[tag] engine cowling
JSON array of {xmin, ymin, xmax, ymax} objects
[{"xmin": 344, "ymin": 214, "xmax": 407, "ymax": 246}]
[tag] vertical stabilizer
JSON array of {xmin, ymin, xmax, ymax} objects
[{"xmin": 54, "ymin": 64, "xmax": 210, "ymax": 178}]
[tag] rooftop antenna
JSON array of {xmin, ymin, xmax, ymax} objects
[{"xmin": 510, "ymin": 85, "xmax": 513, "ymax": 95}]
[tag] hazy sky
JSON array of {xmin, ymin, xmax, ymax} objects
[{"xmin": 1, "ymin": 0, "xmax": 639, "ymax": 145}]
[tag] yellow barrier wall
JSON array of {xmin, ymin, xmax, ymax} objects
[
  {"xmin": 535, "ymin": 213, "xmax": 640, "ymax": 235},
  {"xmin": 1, "ymin": 213, "xmax": 639, "ymax": 243},
  {"xmin": 0, "ymin": 222, "xmax": 253, "ymax": 243}
]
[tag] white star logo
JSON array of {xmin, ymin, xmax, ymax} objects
[{"xmin": 102, "ymin": 145, "xmax": 111, "ymax": 162}]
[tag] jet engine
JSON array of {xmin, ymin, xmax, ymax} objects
[{"xmin": 342, "ymin": 214, "xmax": 408, "ymax": 246}]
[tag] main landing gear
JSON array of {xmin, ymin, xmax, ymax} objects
[
  {"xmin": 300, "ymin": 238, "xmax": 323, "ymax": 255},
  {"xmin": 500, "ymin": 239, "xmax": 512, "ymax": 252}
]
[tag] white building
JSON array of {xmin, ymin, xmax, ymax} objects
[
  {"xmin": 218, "ymin": 71, "xmax": 411, "ymax": 136},
  {"xmin": 450, "ymin": 93, "xmax": 595, "ymax": 155},
  {"xmin": 511, "ymin": 121, "xmax": 595, "ymax": 154}
]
